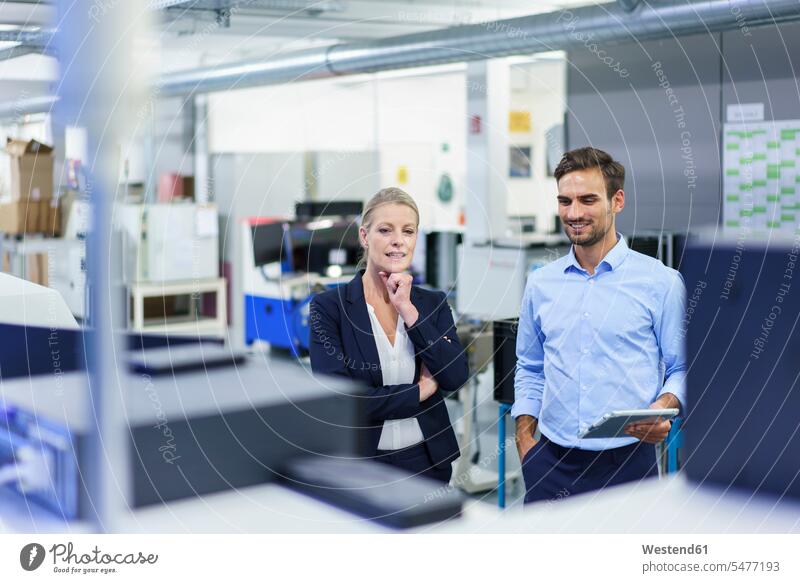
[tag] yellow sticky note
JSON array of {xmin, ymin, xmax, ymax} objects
[
  {"xmin": 397, "ymin": 165, "xmax": 408, "ymax": 184},
  {"xmin": 509, "ymin": 111, "xmax": 531, "ymax": 133}
]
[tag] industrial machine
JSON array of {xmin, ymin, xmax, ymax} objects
[
  {"xmin": 452, "ymin": 319, "xmax": 499, "ymax": 493},
  {"xmin": 0, "ymin": 391, "xmax": 83, "ymax": 520},
  {"xmin": 682, "ymin": 234, "xmax": 800, "ymax": 500},
  {"xmin": 625, "ymin": 230, "xmax": 686, "ymax": 270},
  {"xmin": 48, "ymin": 196, "xmax": 91, "ymax": 320},
  {"xmin": 241, "ymin": 202, "xmax": 362, "ymax": 355},
  {"xmin": 493, "ymin": 318, "xmax": 518, "ymax": 405},
  {"xmin": 116, "ymin": 202, "xmax": 219, "ymax": 284},
  {"xmin": 423, "ymin": 228, "xmax": 463, "ymax": 291},
  {"xmin": 456, "ymin": 235, "xmax": 569, "ymax": 320},
  {"xmin": 0, "ymin": 352, "xmax": 365, "ymax": 518},
  {"xmin": 0, "ymin": 272, "xmax": 79, "ymax": 330},
  {"xmin": 116, "ymin": 203, "xmax": 225, "ymax": 337},
  {"xmin": 1, "ymin": 337, "xmax": 463, "ymax": 528}
]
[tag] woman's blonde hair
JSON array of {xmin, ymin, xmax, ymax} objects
[{"xmin": 358, "ymin": 187, "xmax": 420, "ymax": 269}]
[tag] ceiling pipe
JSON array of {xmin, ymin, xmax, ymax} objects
[
  {"xmin": 0, "ymin": 44, "xmax": 46, "ymax": 61},
  {"xmin": 0, "ymin": 29, "xmax": 54, "ymax": 45},
  {"xmin": 0, "ymin": 95, "xmax": 59, "ymax": 120},
  {"xmin": 617, "ymin": 0, "xmax": 641, "ymax": 12},
  {"xmin": 156, "ymin": 0, "xmax": 800, "ymax": 96},
  {"xmin": 5, "ymin": 0, "xmax": 800, "ymax": 112}
]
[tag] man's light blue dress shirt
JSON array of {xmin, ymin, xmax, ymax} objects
[{"xmin": 511, "ymin": 234, "xmax": 687, "ymax": 451}]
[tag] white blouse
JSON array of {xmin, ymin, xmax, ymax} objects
[{"xmin": 365, "ymin": 302, "xmax": 425, "ymax": 450}]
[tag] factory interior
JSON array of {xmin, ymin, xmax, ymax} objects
[{"xmin": 0, "ymin": 0, "xmax": 799, "ymax": 546}]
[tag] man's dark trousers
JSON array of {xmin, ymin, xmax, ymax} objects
[{"xmin": 522, "ymin": 435, "xmax": 659, "ymax": 504}]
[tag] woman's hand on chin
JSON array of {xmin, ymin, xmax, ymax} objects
[{"xmin": 378, "ymin": 270, "xmax": 419, "ymax": 326}]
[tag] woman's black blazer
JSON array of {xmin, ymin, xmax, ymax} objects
[{"xmin": 308, "ymin": 271, "xmax": 468, "ymax": 468}]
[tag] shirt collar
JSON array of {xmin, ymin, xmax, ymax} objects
[{"xmin": 564, "ymin": 232, "xmax": 629, "ymax": 274}]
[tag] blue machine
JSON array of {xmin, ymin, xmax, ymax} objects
[
  {"xmin": 241, "ymin": 211, "xmax": 362, "ymax": 356},
  {"xmin": 682, "ymin": 235, "xmax": 800, "ymax": 500},
  {"xmin": 0, "ymin": 323, "xmax": 226, "ymax": 520}
]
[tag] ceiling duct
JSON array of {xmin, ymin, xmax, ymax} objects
[
  {"xmin": 616, "ymin": 0, "xmax": 641, "ymax": 13},
  {"xmin": 0, "ymin": 44, "xmax": 46, "ymax": 61},
  {"xmin": 156, "ymin": 0, "xmax": 800, "ymax": 96},
  {"xmin": 4, "ymin": 0, "xmax": 800, "ymax": 116},
  {"xmin": 0, "ymin": 95, "xmax": 59, "ymax": 120},
  {"xmin": 0, "ymin": 28, "xmax": 54, "ymax": 45}
]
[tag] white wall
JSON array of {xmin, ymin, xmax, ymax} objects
[
  {"xmin": 208, "ymin": 68, "xmax": 466, "ymax": 229},
  {"xmin": 207, "ymin": 60, "xmax": 565, "ymax": 232},
  {"xmin": 376, "ymin": 73, "xmax": 466, "ymax": 228},
  {"xmin": 209, "ymin": 80, "xmax": 376, "ymax": 152},
  {"xmin": 506, "ymin": 59, "xmax": 566, "ymax": 233}
]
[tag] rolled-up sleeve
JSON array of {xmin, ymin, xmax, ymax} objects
[
  {"xmin": 655, "ymin": 270, "xmax": 687, "ymax": 409},
  {"xmin": 511, "ymin": 277, "xmax": 545, "ymax": 419}
]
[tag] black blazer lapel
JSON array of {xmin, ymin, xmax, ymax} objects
[{"xmin": 345, "ymin": 272, "xmax": 383, "ymax": 387}]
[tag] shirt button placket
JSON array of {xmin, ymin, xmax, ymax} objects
[{"xmin": 578, "ymin": 274, "xmax": 594, "ymax": 432}]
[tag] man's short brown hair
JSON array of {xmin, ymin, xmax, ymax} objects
[{"xmin": 553, "ymin": 147, "xmax": 625, "ymax": 199}]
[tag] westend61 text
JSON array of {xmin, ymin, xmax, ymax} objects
[{"xmin": 642, "ymin": 544, "xmax": 708, "ymax": 555}]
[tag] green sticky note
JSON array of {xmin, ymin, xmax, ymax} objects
[
  {"xmin": 767, "ymin": 221, "xmax": 781, "ymax": 228},
  {"xmin": 768, "ymin": 169, "xmax": 780, "ymax": 179},
  {"xmin": 781, "ymin": 130, "xmax": 797, "ymax": 140},
  {"xmin": 781, "ymin": 214, "xmax": 795, "ymax": 222},
  {"xmin": 781, "ymin": 187, "xmax": 795, "ymax": 195},
  {"xmin": 753, "ymin": 206, "xmax": 767, "ymax": 213},
  {"xmin": 767, "ymin": 195, "xmax": 779, "ymax": 202},
  {"xmin": 726, "ymin": 142, "xmax": 740, "ymax": 150},
  {"xmin": 739, "ymin": 183, "xmax": 752, "ymax": 191},
  {"xmin": 725, "ymin": 220, "xmax": 740, "ymax": 227},
  {"xmin": 726, "ymin": 169, "xmax": 740, "ymax": 176},
  {"xmin": 767, "ymin": 141, "xmax": 780, "ymax": 148},
  {"xmin": 781, "ymin": 160, "xmax": 796, "ymax": 167},
  {"xmin": 740, "ymin": 209, "xmax": 753, "ymax": 217},
  {"xmin": 753, "ymin": 153, "xmax": 767, "ymax": 160},
  {"xmin": 753, "ymin": 179, "xmax": 768, "ymax": 187},
  {"xmin": 726, "ymin": 195, "xmax": 740, "ymax": 202}
]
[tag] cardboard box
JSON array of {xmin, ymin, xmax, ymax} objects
[
  {"xmin": 26, "ymin": 252, "xmax": 49, "ymax": 287},
  {"xmin": 0, "ymin": 251, "xmax": 47, "ymax": 286},
  {"xmin": 0, "ymin": 199, "xmax": 59, "ymax": 235},
  {"xmin": 41, "ymin": 198, "xmax": 61, "ymax": 236},
  {"xmin": 0, "ymin": 199, "xmax": 40, "ymax": 233},
  {"xmin": 4, "ymin": 139, "xmax": 54, "ymax": 201}
]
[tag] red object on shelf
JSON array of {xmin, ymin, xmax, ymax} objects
[
  {"xmin": 469, "ymin": 114, "xmax": 482, "ymax": 134},
  {"xmin": 158, "ymin": 173, "xmax": 194, "ymax": 202}
]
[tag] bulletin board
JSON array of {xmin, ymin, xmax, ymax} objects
[{"xmin": 723, "ymin": 121, "xmax": 800, "ymax": 234}]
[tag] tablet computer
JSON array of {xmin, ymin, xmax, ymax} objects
[{"xmin": 578, "ymin": 408, "xmax": 679, "ymax": 439}]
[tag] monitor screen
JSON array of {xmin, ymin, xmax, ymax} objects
[
  {"xmin": 289, "ymin": 222, "xmax": 361, "ymax": 274},
  {"xmin": 295, "ymin": 201, "xmax": 363, "ymax": 220},
  {"xmin": 251, "ymin": 222, "xmax": 286, "ymax": 266},
  {"xmin": 628, "ymin": 235, "xmax": 662, "ymax": 260}
]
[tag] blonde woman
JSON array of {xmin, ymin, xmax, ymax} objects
[{"xmin": 309, "ymin": 187, "xmax": 468, "ymax": 482}]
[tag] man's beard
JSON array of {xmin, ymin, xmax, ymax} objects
[{"xmin": 563, "ymin": 212, "xmax": 613, "ymax": 247}]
